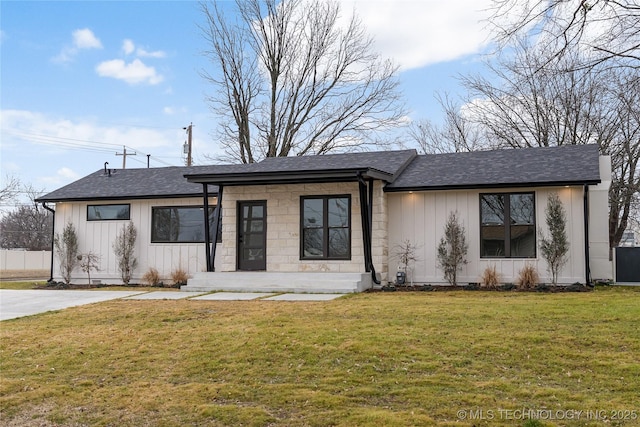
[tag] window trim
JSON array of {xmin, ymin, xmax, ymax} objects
[
  {"xmin": 300, "ymin": 195, "xmax": 352, "ymax": 260},
  {"xmin": 151, "ymin": 205, "xmax": 221, "ymax": 244},
  {"xmin": 480, "ymin": 192, "xmax": 536, "ymax": 259},
  {"xmin": 87, "ymin": 204, "xmax": 131, "ymax": 221}
]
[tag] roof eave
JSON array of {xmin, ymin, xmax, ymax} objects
[
  {"xmin": 35, "ymin": 192, "xmax": 213, "ymax": 203},
  {"xmin": 185, "ymin": 168, "xmax": 393, "ymax": 186},
  {"xmin": 384, "ymin": 179, "xmax": 602, "ymax": 193}
]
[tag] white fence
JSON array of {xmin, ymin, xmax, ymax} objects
[{"xmin": 0, "ymin": 250, "xmax": 52, "ymax": 271}]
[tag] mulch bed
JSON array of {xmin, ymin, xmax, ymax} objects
[{"xmin": 370, "ymin": 282, "xmax": 595, "ymax": 293}]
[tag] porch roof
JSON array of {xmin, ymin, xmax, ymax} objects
[
  {"xmin": 184, "ymin": 149, "xmax": 417, "ymax": 186},
  {"xmin": 385, "ymin": 144, "xmax": 602, "ymax": 192}
]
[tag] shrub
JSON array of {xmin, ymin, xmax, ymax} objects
[
  {"xmin": 437, "ymin": 211, "xmax": 468, "ymax": 285},
  {"xmin": 141, "ymin": 267, "xmax": 162, "ymax": 287},
  {"xmin": 539, "ymin": 192, "xmax": 569, "ymax": 285},
  {"xmin": 113, "ymin": 222, "xmax": 138, "ymax": 285},
  {"xmin": 79, "ymin": 251, "xmax": 100, "ymax": 285},
  {"xmin": 53, "ymin": 223, "xmax": 79, "ymax": 285},
  {"xmin": 517, "ymin": 264, "xmax": 540, "ymax": 290},
  {"xmin": 480, "ymin": 265, "xmax": 500, "ymax": 289},
  {"xmin": 170, "ymin": 267, "xmax": 190, "ymax": 288}
]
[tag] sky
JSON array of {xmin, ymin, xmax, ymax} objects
[{"xmin": 1, "ymin": 0, "xmax": 497, "ymax": 204}]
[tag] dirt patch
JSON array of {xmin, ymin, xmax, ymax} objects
[{"xmin": 0, "ymin": 269, "xmax": 49, "ymax": 281}]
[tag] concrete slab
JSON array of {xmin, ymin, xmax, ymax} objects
[
  {"xmin": 191, "ymin": 292, "xmax": 275, "ymax": 301},
  {"xmin": 0, "ymin": 290, "xmax": 145, "ymax": 321},
  {"xmin": 124, "ymin": 291, "xmax": 206, "ymax": 300},
  {"xmin": 264, "ymin": 293, "xmax": 344, "ymax": 301}
]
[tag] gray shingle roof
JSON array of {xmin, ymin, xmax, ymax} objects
[
  {"xmin": 37, "ymin": 145, "xmax": 602, "ymax": 202},
  {"xmin": 36, "ymin": 166, "xmax": 218, "ymax": 202},
  {"xmin": 385, "ymin": 144, "xmax": 601, "ymax": 191}
]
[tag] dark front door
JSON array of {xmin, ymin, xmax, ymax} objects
[{"xmin": 237, "ymin": 201, "xmax": 267, "ymax": 271}]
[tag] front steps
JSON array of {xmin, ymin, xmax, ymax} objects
[{"xmin": 182, "ymin": 271, "xmax": 372, "ymax": 294}]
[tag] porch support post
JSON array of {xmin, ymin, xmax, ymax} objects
[
  {"xmin": 202, "ymin": 184, "xmax": 212, "ymax": 272},
  {"xmin": 358, "ymin": 174, "xmax": 380, "ymax": 284},
  {"xmin": 210, "ymin": 185, "xmax": 223, "ymax": 272},
  {"xmin": 583, "ymin": 184, "xmax": 591, "ymax": 284}
]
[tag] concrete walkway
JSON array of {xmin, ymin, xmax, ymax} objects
[{"xmin": 0, "ymin": 290, "xmax": 345, "ymax": 321}]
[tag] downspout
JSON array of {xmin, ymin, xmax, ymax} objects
[
  {"xmin": 210, "ymin": 185, "xmax": 223, "ymax": 272},
  {"xmin": 42, "ymin": 202, "xmax": 55, "ymax": 283},
  {"xmin": 583, "ymin": 185, "xmax": 591, "ymax": 285},
  {"xmin": 202, "ymin": 184, "xmax": 212, "ymax": 272},
  {"xmin": 357, "ymin": 174, "xmax": 380, "ymax": 285}
]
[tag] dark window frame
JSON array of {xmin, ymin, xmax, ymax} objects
[
  {"xmin": 300, "ymin": 195, "xmax": 351, "ymax": 260},
  {"xmin": 480, "ymin": 192, "xmax": 536, "ymax": 259},
  {"xmin": 87, "ymin": 204, "xmax": 131, "ymax": 221},
  {"xmin": 151, "ymin": 205, "xmax": 221, "ymax": 244}
]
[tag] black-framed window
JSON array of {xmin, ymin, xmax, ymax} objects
[
  {"xmin": 301, "ymin": 195, "xmax": 351, "ymax": 260},
  {"xmin": 87, "ymin": 204, "xmax": 130, "ymax": 221},
  {"xmin": 151, "ymin": 206, "xmax": 221, "ymax": 243},
  {"xmin": 480, "ymin": 192, "xmax": 536, "ymax": 258}
]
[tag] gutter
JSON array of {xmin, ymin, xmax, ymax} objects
[
  {"xmin": 583, "ymin": 185, "xmax": 591, "ymax": 284},
  {"xmin": 42, "ymin": 202, "xmax": 55, "ymax": 283}
]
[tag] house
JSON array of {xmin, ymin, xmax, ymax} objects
[{"xmin": 37, "ymin": 144, "xmax": 612, "ymax": 292}]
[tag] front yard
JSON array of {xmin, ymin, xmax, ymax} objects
[{"xmin": 1, "ymin": 287, "xmax": 638, "ymax": 426}]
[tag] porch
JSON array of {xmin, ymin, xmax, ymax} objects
[{"xmin": 181, "ymin": 272, "xmax": 373, "ymax": 294}]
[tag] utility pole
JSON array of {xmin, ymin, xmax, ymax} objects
[
  {"xmin": 116, "ymin": 146, "xmax": 136, "ymax": 169},
  {"xmin": 183, "ymin": 122, "xmax": 193, "ymax": 166}
]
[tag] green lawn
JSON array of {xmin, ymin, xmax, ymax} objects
[{"xmin": 1, "ymin": 287, "xmax": 639, "ymax": 426}]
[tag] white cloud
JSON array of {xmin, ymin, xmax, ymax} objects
[
  {"xmin": 121, "ymin": 38, "xmax": 166, "ymax": 58},
  {"xmin": 72, "ymin": 28, "xmax": 103, "ymax": 49},
  {"xmin": 122, "ymin": 39, "xmax": 135, "ymax": 55},
  {"xmin": 163, "ymin": 107, "xmax": 175, "ymax": 115},
  {"xmin": 339, "ymin": 0, "xmax": 495, "ymax": 71},
  {"xmin": 40, "ymin": 167, "xmax": 81, "ymax": 186},
  {"xmin": 52, "ymin": 28, "xmax": 102, "ymax": 63},
  {"xmin": 95, "ymin": 58, "xmax": 164, "ymax": 85}
]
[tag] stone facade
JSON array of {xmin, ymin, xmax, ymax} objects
[{"xmin": 218, "ymin": 181, "xmax": 389, "ymax": 282}]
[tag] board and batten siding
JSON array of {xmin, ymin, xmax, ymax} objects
[
  {"xmin": 51, "ymin": 197, "xmax": 219, "ymax": 285},
  {"xmin": 387, "ymin": 187, "xmax": 589, "ymax": 285}
]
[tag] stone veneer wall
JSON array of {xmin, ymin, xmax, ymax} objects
[{"xmin": 218, "ymin": 181, "xmax": 389, "ymax": 281}]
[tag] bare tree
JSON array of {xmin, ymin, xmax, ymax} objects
[
  {"xmin": 200, "ymin": 0, "xmax": 405, "ymax": 163},
  {"xmin": 408, "ymin": 93, "xmax": 482, "ymax": 154},
  {"xmin": 0, "ymin": 174, "xmax": 21, "ymax": 206},
  {"xmin": 54, "ymin": 223, "xmax": 79, "ymax": 285},
  {"xmin": 0, "ymin": 183, "xmax": 53, "ymax": 250},
  {"xmin": 460, "ymin": 41, "xmax": 639, "ymax": 249},
  {"xmin": 488, "ymin": 0, "xmax": 640, "ymax": 71}
]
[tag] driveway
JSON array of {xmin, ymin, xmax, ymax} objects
[{"xmin": 0, "ymin": 290, "xmax": 144, "ymax": 321}]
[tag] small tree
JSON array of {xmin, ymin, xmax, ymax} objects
[
  {"xmin": 78, "ymin": 252, "xmax": 100, "ymax": 285},
  {"xmin": 539, "ymin": 192, "xmax": 569, "ymax": 285},
  {"xmin": 53, "ymin": 223, "xmax": 79, "ymax": 285},
  {"xmin": 113, "ymin": 222, "xmax": 138, "ymax": 285},
  {"xmin": 437, "ymin": 211, "xmax": 468, "ymax": 286},
  {"xmin": 391, "ymin": 239, "xmax": 420, "ymax": 285}
]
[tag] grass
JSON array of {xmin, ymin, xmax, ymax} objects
[{"xmin": 1, "ymin": 287, "xmax": 639, "ymax": 426}]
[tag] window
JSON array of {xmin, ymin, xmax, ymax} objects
[
  {"xmin": 301, "ymin": 196, "xmax": 351, "ymax": 260},
  {"xmin": 480, "ymin": 193, "xmax": 535, "ymax": 258},
  {"xmin": 87, "ymin": 204, "xmax": 130, "ymax": 221},
  {"xmin": 151, "ymin": 206, "xmax": 221, "ymax": 243}
]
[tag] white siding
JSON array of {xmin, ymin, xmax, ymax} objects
[
  {"xmin": 388, "ymin": 186, "xmax": 596, "ymax": 285},
  {"xmin": 51, "ymin": 197, "xmax": 219, "ymax": 285}
]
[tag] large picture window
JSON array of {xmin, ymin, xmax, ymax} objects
[
  {"xmin": 87, "ymin": 204, "xmax": 130, "ymax": 221},
  {"xmin": 480, "ymin": 193, "xmax": 536, "ymax": 258},
  {"xmin": 151, "ymin": 206, "xmax": 221, "ymax": 243},
  {"xmin": 301, "ymin": 195, "xmax": 351, "ymax": 260}
]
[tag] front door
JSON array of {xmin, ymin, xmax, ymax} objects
[{"xmin": 237, "ymin": 201, "xmax": 267, "ymax": 271}]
